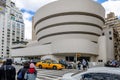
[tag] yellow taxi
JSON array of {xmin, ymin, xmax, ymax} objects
[{"xmin": 36, "ymin": 60, "xmax": 64, "ymax": 70}]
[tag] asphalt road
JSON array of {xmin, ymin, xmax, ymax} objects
[{"xmin": 0, "ymin": 64, "xmax": 79, "ymax": 80}]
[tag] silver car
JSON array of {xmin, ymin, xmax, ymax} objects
[{"xmin": 61, "ymin": 67, "xmax": 120, "ymax": 80}]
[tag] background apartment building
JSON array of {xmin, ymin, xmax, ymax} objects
[
  {"xmin": 103, "ymin": 12, "xmax": 120, "ymax": 60},
  {"xmin": 0, "ymin": 0, "xmax": 24, "ymax": 58}
]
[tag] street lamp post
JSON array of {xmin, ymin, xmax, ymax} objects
[
  {"xmin": 76, "ymin": 53, "xmax": 81, "ymax": 69},
  {"xmin": 76, "ymin": 53, "xmax": 77, "ymax": 69}
]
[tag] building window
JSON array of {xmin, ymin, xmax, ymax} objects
[
  {"xmin": 109, "ymin": 31, "xmax": 111, "ymax": 35},
  {"xmin": 109, "ymin": 37, "xmax": 112, "ymax": 40},
  {"xmin": 7, "ymin": 35, "xmax": 10, "ymax": 37},
  {"xmin": 102, "ymin": 33, "xmax": 104, "ymax": 36},
  {"xmin": 66, "ymin": 56, "xmax": 74, "ymax": 61},
  {"xmin": 12, "ymin": 39, "xmax": 15, "ymax": 41},
  {"xmin": 21, "ymin": 38, "xmax": 24, "ymax": 40},
  {"xmin": 12, "ymin": 33, "xmax": 15, "ymax": 35},
  {"xmin": 98, "ymin": 60, "xmax": 103, "ymax": 62},
  {"xmin": 11, "ymin": 16, "xmax": 15, "ymax": 20},
  {"xmin": 7, "ymin": 29, "xmax": 10, "ymax": 31},
  {"xmin": 7, "ymin": 52, "xmax": 9, "ymax": 54}
]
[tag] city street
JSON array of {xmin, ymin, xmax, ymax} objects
[
  {"xmin": 36, "ymin": 69, "xmax": 78, "ymax": 80},
  {"xmin": 14, "ymin": 64, "xmax": 79, "ymax": 80}
]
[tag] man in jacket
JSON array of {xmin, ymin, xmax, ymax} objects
[
  {"xmin": 0, "ymin": 59, "xmax": 16, "ymax": 80},
  {"xmin": 17, "ymin": 62, "xmax": 30, "ymax": 80}
]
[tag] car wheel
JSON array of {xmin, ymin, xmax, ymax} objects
[
  {"xmin": 39, "ymin": 65, "xmax": 42, "ymax": 69},
  {"xmin": 53, "ymin": 66, "xmax": 57, "ymax": 70}
]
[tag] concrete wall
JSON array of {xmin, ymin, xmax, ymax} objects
[
  {"xmin": 11, "ymin": 44, "xmax": 52, "ymax": 57},
  {"xmin": 102, "ymin": 28, "xmax": 114, "ymax": 61},
  {"xmin": 98, "ymin": 36, "xmax": 107, "ymax": 62},
  {"xmin": 51, "ymin": 39, "xmax": 98, "ymax": 55}
]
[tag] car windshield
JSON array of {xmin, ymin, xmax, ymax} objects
[
  {"xmin": 52, "ymin": 61, "xmax": 58, "ymax": 63},
  {"xmin": 82, "ymin": 73, "xmax": 120, "ymax": 80},
  {"xmin": 45, "ymin": 59, "xmax": 58, "ymax": 63}
]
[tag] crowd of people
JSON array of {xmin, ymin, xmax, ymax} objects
[
  {"xmin": 0, "ymin": 58, "xmax": 37, "ymax": 80},
  {"xmin": 77, "ymin": 59, "xmax": 89, "ymax": 70},
  {"xmin": 59, "ymin": 59, "xmax": 89, "ymax": 70}
]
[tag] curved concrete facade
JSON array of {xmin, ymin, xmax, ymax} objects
[
  {"xmin": 51, "ymin": 39, "xmax": 98, "ymax": 54},
  {"xmin": 33, "ymin": 0, "xmax": 105, "ymax": 55}
]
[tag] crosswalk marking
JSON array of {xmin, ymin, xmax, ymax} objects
[{"xmin": 36, "ymin": 69, "xmax": 79, "ymax": 80}]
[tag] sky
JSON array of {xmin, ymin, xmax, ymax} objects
[{"xmin": 11, "ymin": 0, "xmax": 120, "ymax": 40}]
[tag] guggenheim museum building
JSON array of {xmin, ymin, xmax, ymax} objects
[{"xmin": 12, "ymin": 0, "xmax": 113, "ymax": 62}]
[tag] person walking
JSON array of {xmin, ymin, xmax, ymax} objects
[
  {"xmin": 82, "ymin": 59, "xmax": 87, "ymax": 70},
  {"xmin": 86, "ymin": 60, "xmax": 89, "ymax": 68},
  {"xmin": 77, "ymin": 61, "xmax": 81, "ymax": 70},
  {"xmin": 0, "ymin": 58, "xmax": 16, "ymax": 80},
  {"xmin": 17, "ymin": 62, "xmax": 29, "ymax": 80},
  {"xmin": 24, "ymin": 63, "xmax": 37, "ymax": 80}
]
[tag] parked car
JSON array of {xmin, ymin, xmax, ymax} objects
[
  {"xmin": 36, "ymin": 60, "xmax": 64, "ymax": 70},
  {"xmin": 61, "ymin": 67, "xmax": 120, "ymax": 80},
  {"xmin": 13, "ymin": 57, "xmax": 29, "ymax": 65},
  {"xmin": 30, "ymin": 59, "xmax": 40, "ymax": 65},
  {"xmin": 105, "ymin": 60, "xmax": 119, "ymax": 67},
  {"xmin": 59, "ymin": 60, "xmax": 73, "ymax": 69}
]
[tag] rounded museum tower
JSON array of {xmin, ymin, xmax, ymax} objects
[{"xmin": 34, "ymin": 0, "xmax": 105, "ymax": 55}]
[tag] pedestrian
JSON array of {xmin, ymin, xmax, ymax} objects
[
  {"xmin": 77, "ymin": 61, "xmax": 81, "ymax": 70},
  {"xmin": 17, "ymin": 62, "xmax": 29, "ymax": 80},
  {"xmin": 73, "ymin": 61, "xmax": 76, "ymax": 69},
  {"xmin": 86, "ymin": 60, "xmax": 89, "ymax": 68},
  {"xmin": 24, "ymin": 63, "xmax": 37, "ymax": 80},
  {"xmin": 82, "ymin": 59, "xmax": 87, "ymax": 70},
  {"xmin": 0, "ymin": 58, "xmax": 16, "ymax": 80}
]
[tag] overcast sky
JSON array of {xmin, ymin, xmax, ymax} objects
[{"xmin": 11, "ymin": 0, "xmax": 120, "ymax": 40}]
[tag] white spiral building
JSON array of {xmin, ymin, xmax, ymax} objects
[
  {"xmin": 12, "ymin": 0, "xmax": 105, "ymax": 62},
  {"xmin": 33, "ymin": 0, "xmax": 105, "ymax": 60}
]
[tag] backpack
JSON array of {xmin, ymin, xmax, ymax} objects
[
  {"xmin": 24, "ymin": 69, "xmax": 37, "ymax": 80},
  {"xmin": 17, "ymin": 70, "xmax": 23, "ymax": 79}
]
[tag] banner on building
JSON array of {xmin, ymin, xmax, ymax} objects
[
  {"xmin": 0, "ymin": 6, "xmax": 5, "ymax": 14},
  {"xmin": 0, "ymin": 0, "xmax": 6, "ymax": 14}
]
